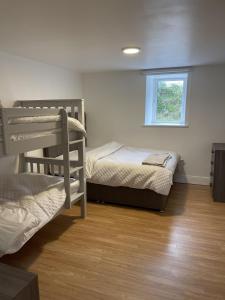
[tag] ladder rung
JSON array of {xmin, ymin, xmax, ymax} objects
[
  {"xmin": 69, "ymin": 139, "xmax": 83, "ymax": 145},
  {"xmin": 70, "ymin": 166, "xmax": 83, "ymax": 175},
  {"xmin": 70, "ymin": 192, "xmax": 84, "ymax": 205}
]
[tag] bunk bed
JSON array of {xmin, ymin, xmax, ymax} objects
[{"xmin": 0, "ymin": 99, "xmax": 86, "ymax": 256}]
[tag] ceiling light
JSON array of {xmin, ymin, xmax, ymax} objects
[{"xmin": 122, "ymin": 47, "xmax": 141, "ymax": 55}]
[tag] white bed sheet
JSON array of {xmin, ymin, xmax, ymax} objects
[
  {"xmin": 10, "ymin": 115, "xmax": 86, "ymax": 142},
  {"xmin": 63, "ymin": 142, "xmax": 179, "ymax": 196},
  {"xmin": 0, "ymin": 173, "xmax": 79, "ymax": 257}
]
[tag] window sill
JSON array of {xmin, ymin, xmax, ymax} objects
[{"xmin": 143, "ymin": 124, "xmax": 189, "ymax": 128}]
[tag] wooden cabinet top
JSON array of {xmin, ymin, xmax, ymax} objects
[
  {"xmin": 212, "ymin": 143, "xmax": 225, "ymax": 151},
  {"xmin": 0, "ymin": 263, "xmax": 39, "ymax": 300}
]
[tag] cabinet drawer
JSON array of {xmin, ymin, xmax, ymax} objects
[{"xmin": 212, "ymin": 148, "xmax": 225, "ymax": 202}]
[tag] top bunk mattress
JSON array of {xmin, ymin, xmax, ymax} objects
[
  {"xmin": 0, "ymin": 173, "xmax": 79, "ymax": 257},
  {"xmin": 9, "ymin": 115, "xmax": 86, "ymax": 142}
]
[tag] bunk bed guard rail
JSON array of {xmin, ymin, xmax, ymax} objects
[
  {"xmin": 14, "ymin": 99, "xmax": 85, "ymax": 125},
  {"xmin": 0, "ymin": 107, "xmax": 63, "ymax": 156}
]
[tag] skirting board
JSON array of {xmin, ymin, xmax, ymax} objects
[{"xmin": 174, "ymin": 175, "xmax": 210, "ymax": 185}]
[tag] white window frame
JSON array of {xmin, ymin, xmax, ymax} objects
[{"xmin": 145, "ymin": 71, "xmax": 190, "ymax": 127}]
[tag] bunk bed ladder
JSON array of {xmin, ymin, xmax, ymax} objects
[
  {"xmin": 77, "ymin": 99, "xmax": 87, "ymax": 218},
  {"xmin": 61, "ymin": 109, "xmax": 72, "ymax": 209},
  {"xmin": 61, "ymin": 107, "xmax": 87, "ymax": 217}
]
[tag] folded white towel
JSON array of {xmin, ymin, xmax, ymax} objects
[{"xmin": 142, "ymin": 153, "xmax": 171, "ymax": 167}]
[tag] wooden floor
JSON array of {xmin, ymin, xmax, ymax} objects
[{"xmin": 1, "ymin": 183, "xmax": 225, "ymax": 300}]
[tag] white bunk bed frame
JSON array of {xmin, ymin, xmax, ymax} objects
[{"xmin": 0, "ymin": 99, "xmax": 86, "ymax": 218}]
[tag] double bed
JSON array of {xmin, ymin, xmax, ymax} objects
[{"xmin": 86, "ymin": 142, "xmax": 179, "ymax": 211}]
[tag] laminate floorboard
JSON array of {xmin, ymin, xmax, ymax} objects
[{"xmin": 1, "ymin": 184, "xmax": 225, "ymax": 300}]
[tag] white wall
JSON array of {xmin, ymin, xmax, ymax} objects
[
  {"xmin": 0, "ymin": 51, "xmax": 82, "ymax": 106},
  {"xmin": 0, "ymin": 51, "xmax": 82, "ymax": 174},
  {"xmin": 82, "ymin": 65, "xmax": 225, "ymax": 185}
]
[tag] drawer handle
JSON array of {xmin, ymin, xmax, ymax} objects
[{"xmin": 210, "ymin": 171, "xmax": 213, "ymax": 176}]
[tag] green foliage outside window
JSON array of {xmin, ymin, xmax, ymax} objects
[{"xmin": 156, "ymin": 80, "xmax": 183, "ymax": 122}]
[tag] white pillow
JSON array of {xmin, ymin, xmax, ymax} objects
[{"xmin": 68, "ymin": 117, "xmax": 87, "ymax": 136}]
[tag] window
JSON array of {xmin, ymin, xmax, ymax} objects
[{"xmin": 145, "ymin": 71, "xmax": 189, "ymax": 126}]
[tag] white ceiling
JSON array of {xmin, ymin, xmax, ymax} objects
[{"xmin": 0, "ymin": 0, "xmax": 225, "ymax": 72}]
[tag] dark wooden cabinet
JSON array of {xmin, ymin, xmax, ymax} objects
[
  {"xmin": 0, "ymin": 263, "xmax": 39, "ymax": 300},
  {"xmin": 211, "ymin": 143, "xmax": 225, "ymax": 202}
]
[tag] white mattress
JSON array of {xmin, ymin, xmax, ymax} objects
[
  {"xmin": 0, "ymin": 173, "xmax": 79, "ymax": 257},
  {"xmin": 61, "ymin": 142, "xmax": 179, "ymax": 196},
  {"xmin": 10, "ymin": 115, "xmax": 86, "ymax": 142}
]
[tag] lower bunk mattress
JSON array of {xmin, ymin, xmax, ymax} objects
[{"xmin": 0, "ymin": 173, "xmax": 79, "ymax": 257}]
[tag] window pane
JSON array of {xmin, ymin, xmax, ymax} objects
[{"xmin": 156, "ymin": 80, "xmax": 184, "ymax": 123}]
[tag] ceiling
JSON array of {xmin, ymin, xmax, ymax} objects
[{"xmin": 0, "ymin": 0, "xmax": 225, "ymax": 72}]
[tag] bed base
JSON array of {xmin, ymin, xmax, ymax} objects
[{"xmin": 87, "ymin": 183, "xmax": 168, "ymax": 211}]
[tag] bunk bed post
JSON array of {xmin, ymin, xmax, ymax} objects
[
  {"xmin": 77, "ymin": 99, "xmax": 87, "ymax": 218},
  {"xmin": 19, "ymin": 153, "xmax": 27, "ymax": 173},
  {"xmin": 1, "ymin": 109, "xmax": 10, "ymax": 155},
  {"xmin": 61, "ymin": 109, "xmax": 71, "ymax": 209},
  {"xmin": 80, "ymin": 170, "xmax": 87, "ymax": 218}
]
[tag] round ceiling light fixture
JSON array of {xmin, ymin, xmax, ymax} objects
[{"xmin": 122, "ymin": 47, "xmax": 141, "ymax": 55}]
